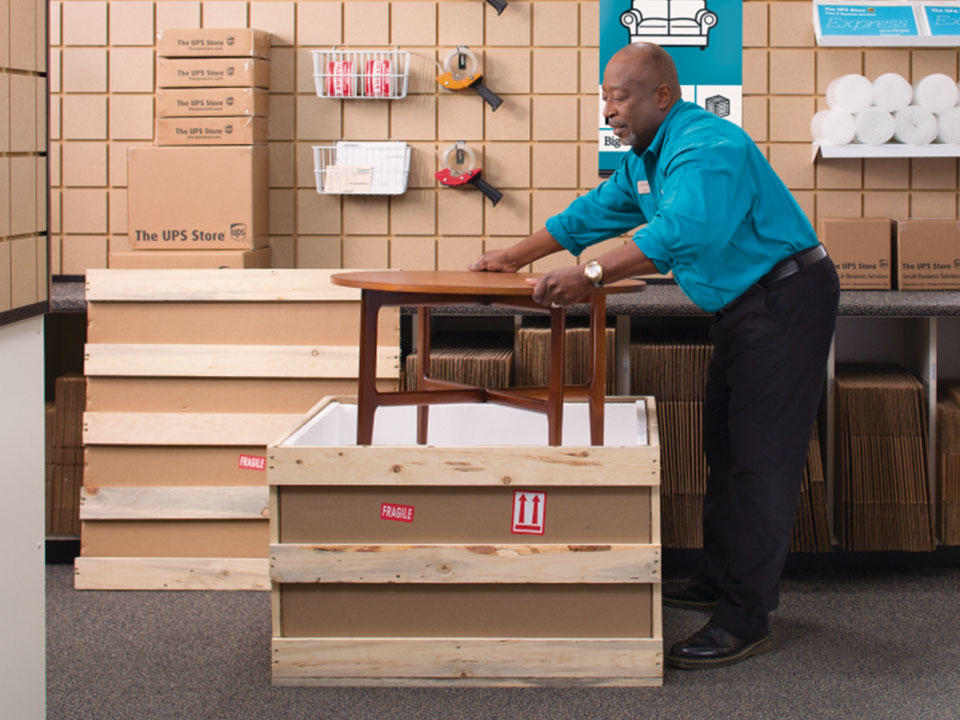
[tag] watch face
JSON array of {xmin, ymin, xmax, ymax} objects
[{"xmin": 585, "ymin": 262, "xmax": 603, "ymax": 285}]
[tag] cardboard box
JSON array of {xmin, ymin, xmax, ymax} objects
[
  {"xmin": 156, "ymin": 58, "xmax": 270, "ymax": 89},
  {"xmin": 156, "ymin": 88, "xmax": 269, "ymax": 118},
  {"xmin": 896, "ymin": 219, "xmax": 960, "ymax": 290},
  {"xmin": 156, "ymin": 28, "xmax": 271, "ymax": 60},
  {"xmin": 818, "ymin": 217, "xmax": 892, "ymax": 290},
  {"xmin": 127, "ymin": 145, "xmax": 269, "ymax": 250},
  {"xmin": 109, "ymin": 247, "xmax": 272, "ymax": 269},
  {"xmin": 155, "ymin": 117, "xmax": 268, "ymax": 146}
]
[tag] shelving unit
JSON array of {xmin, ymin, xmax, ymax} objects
[{"xmin": 815, "ymin": 143, "xmax": 960, "ymax": 160}]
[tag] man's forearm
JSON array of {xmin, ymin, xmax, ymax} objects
[
  {"xmin": 504, "ymin": 227, "xmax": 566, "ymax": 266},
  {"xmin": 592, "ymin": 242, "xmax": 659, "ymax": 283}
]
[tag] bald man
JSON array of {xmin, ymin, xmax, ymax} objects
[{"xmin": 470, "ymin": 43, "xmax": 839, "ymax": 670}]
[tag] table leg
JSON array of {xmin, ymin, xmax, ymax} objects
[
  {"xmin": 548, "ymin": 306, "xmax": 566, "ymax": 446},
  {"xmin": 356, "ymin": 291, "xmax": 382, "ymax": 446},
  {"xmin": 589, "ymin": 294, "xmax": 606, "ymax": 446},
  {"xmin": 416, "ymin": 307, "xmax": 431, "ymax": 445}
]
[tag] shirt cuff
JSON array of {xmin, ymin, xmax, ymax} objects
[
  {"xmin": 545, "ymin": 215, "xmax": 586, "ymax": 256},
  {"xmin": 632, "ymin": 229, "xmax": 671, "ymax": 275}
]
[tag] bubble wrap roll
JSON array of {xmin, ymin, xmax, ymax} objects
[
  {"xmin": 937, "ymin": 107, "xmax": 960, "ymax": 144},
  {"xmin": 913, "ymin": 73, "xmax": 959, "ymax": 114},
  {"xmin": 872, "ymin": 73, "xmax": 913, "ymax": 113},
  {"xmin": 855, "ymin": 108, "xmax": 895, "ymax": 145},
  {"xmin": 811, "ymin": 109, "xmax": 857, "ymax": 145},
  {"xmin": 894, "ymin": 106, "xmax": 939, "ymax": 145},
  {"xmin": 826, "ymin": 74, "xmax": 874, "ymax": 114}
]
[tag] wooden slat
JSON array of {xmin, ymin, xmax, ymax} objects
[
  {"xmin": 272, "ymin": 677, "xmax": 662, "ymax": 688},
  {"xmin": 270, "ymin": 543, "xmax": 660, "ymax": 584},
  {"xmin": 80, "ymin": 486, "xmax": 269, "ymax": 520},
  {"xmin": 73, "ymin": 557, "xmax": 270, "ymax": 590},
  {"xmin": 84, "ymin": 412, "xmax": 303, "ymax": 446},
  {"xmin": 267, "ymin": 444, "xmax": 661, "ymax": 487},
  {"xmin": 85, "ymin": 268, "xmax": 389, "ymax": 302},
  {"xmin": 85, "ymin": 343, "xmax": 399, "ymax": 379},
  {"xmin": 271, "ymin": 638, "xmax": 662, "ymax": 680}
]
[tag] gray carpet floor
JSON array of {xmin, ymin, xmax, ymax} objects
[{"xmin": 46, "ymin": 564, "xmax": 960, "ymax": 720}]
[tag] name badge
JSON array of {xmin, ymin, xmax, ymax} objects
[{"xmin": 636, "ymin": 180, "xmax": 651, "ymax": 195}]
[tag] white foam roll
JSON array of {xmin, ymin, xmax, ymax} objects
[
  {"xmin": 826, "ymin": 74, "xmax": 874, "ymax": 114},
  {"xmin": 854, "ymin": 108, "xmax": 895, "ymax": 145},
  {"xmin": 937, "ymin": 106, "xmax": 960, "ymax": 144},
  {"xmin": 913, "ymin": 73, "xmax": 959, "ymax": 114},
  {"xmin": 872, "ymin": 73, "xmax": 913, "ymax": 113},
  {"xmin": 811, "ymin": 109, "xmax": 857, "ymax": 145},
  {"xmin": 894, "ymin": 105, "xmax": 939, "ymax": 145}
]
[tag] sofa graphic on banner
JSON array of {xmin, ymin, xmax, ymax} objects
[
  {"xmin": 598, "ymin": 0, "xmax": 742, "ymax": 173},
  {"xmin": 620, "ymin": 0, "xmax": 719, "ymax": 47}
]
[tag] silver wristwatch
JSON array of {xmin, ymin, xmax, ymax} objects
[{"xmin": 583, "ymin": 260, "xmax": 604, "ymax": 287}]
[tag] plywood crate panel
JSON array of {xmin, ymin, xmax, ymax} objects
[
  {"xmin": 268, "ymin": 396, "xmax": 662, "ymax": 686},
  {"xmin": 78, "ymin": 269, "xmax": 400, "ymax": 590}
]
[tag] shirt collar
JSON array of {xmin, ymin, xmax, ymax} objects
[{"xmin": 634, "ymin": 100, "xmax": 685, "ymax": 162}]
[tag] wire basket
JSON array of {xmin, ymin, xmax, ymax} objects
[
  {"xmin": 313, "ymin": 141, "xmax": 411, "ymax": 195},
  {"xmin": 312, "ymin": 48, "xmax": 410, "ymax": 99}
]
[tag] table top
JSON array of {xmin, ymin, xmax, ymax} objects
[{"xmin": 330, "ymin": 270, "xmax": 646, "ymax": 296}]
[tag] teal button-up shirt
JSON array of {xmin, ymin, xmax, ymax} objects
[{"xmin": 545, "ymin": 101, "xmax": 819, "ymax": 313}]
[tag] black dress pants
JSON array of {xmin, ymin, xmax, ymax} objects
[{"xmin": 693, "ymin": 254, "xmax": 839, "ymax": 641}]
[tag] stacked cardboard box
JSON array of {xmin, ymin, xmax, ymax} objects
[
  {"xmin": 404, "ymin": 342, "xmax": 513, "ymax": 391},
  {"xmin": 516, "ymin": 326, "xmax": 617, "ymax": 393},
  {"xmin": 632, "ymin": 341, "xmax": 830, "ymax": 551},
  {"xmin": 835, "ymin": 364, "xmax": 934, "ymax": 551},
  {"xmin": 896, "ymin": 220, "xmax": 960, "ymax": 290},
  {"xmin": 818, "ymin": 218, "xmax": 892, "ymax": 290},
  {"xmin": 49, "ymin": 375, "xmax": 86, "ymax": 537},
  {"xmin": 937, "ymin": 385, "xmax": 960, "ymax": 546},
  {"xmin": 114, "ymin": 29, "xmax": 271, "ymax": 270}
]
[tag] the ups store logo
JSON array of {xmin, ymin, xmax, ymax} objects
[
  {"xmin": 230, "ymin": 223, "xmax": 247, "ymax": 241},
  {"xmin": 227, "ymin": 66, "xmax": 235, "ymax": 76},
  {"xmin": 224, "ymin": 124, "xmax": 234, "ymax": 134},
  {"xmin": 226, "ymin": 36, "xmax": 236, "ymax": 46}
]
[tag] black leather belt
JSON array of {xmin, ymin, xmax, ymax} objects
[{"xmin": 716, "ymin": 244, "xmax": 828, "ymax": 318}]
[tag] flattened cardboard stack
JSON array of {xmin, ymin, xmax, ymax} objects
[
  {"xmin": 835, "ymin": 364, "xmax": 933, "ymax": 551},
  {"xmin": 75, "ymin": 269, "xmax": 399, "ymax": 590},
  {"xmin": 516, "ymin": 326, "xmax": 617, "ymax": 393},
  {"xmin": 937, "ymin": 384, "xmax": 960, "ymax": 546},
  {"xmin": 115, "ymin": 28, "xmax": 271, "ymax": 270},
  {"xmin": 631, "ymin": 342, "xmax": 711, "ymax": 548},
  {"xmin": 632, "ymin": 342, "xmax": 830, "ymax": 551},
  {"xmin": 403, "ymin": 340, "xmax": 513, "ymax": 391},
  {"xmin": 791, "ymin": 423, "xmax": 832, "ymax": 553},
  {"xmin": 48, "ymin": 375, "xmax": 86, "ymax": 537}
]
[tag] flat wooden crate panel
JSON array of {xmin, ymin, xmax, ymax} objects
[{"xmin": 269, "ymin": 397, "xmax": 661, "ymax": 686}]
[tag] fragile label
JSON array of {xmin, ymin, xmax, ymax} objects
[
  {"xmin": 237, "ymin": 454, "xmax": 266, "ymax": 471},
  {"xmin": 380, "ymin": 502, "xmax": 415, "ymax": 523},
  {"xmin": 511, "ymin": 490, "xmax": 546, "ymax": 535},
  {"xmin": 327, "ymin": 60, "xmax": 355, "ymax": 97},
  {"xmin": 364, "ymin": 59, "xmax": 391, "ymax": 97}
]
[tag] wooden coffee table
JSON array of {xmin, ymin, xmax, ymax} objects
[{"xmin": 331, "ymin": 270, "xmax": 645, "ymax": 446}]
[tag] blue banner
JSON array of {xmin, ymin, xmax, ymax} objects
[
  {"xmin": 598, "ymin": 0, "xmax": 743, "ymax": 173},
  {"xmin": 817, "ymin": 4, "xmax": 919, "ymax": 36},
  {"xmin": 924, "ymin": 5, "xmax": 960, "ymax": 35}
]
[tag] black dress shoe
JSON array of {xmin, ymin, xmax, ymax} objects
[
  {"xmin": 667, "ymin": 622, "xmax": 770, "ymax": 670},
  {"xmin": 662, "ymin": 580, "xmax": 719, "ymax": 611}
]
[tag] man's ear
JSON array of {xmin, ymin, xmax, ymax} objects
[{"xmin": 655, "ymin": 83, "xmax": 674, "ymax": 110}]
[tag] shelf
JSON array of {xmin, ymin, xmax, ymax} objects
[
  {"xmin": 814, "ymin": 0, "xmax": 960, "ymax": 47},
  {"xmin": 814, "ymin": 142, "xmax": 960, "ymax": 159}
]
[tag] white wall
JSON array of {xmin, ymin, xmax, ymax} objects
[{"xmin": 0, "ymin": 315, "xmax": 46, "ymax": 719}]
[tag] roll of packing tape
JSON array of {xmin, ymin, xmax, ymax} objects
[
  {"xmin": 937, "ymin": 106, "xmax": 960, "ymax": 144},
  {"xmin": 826, "ymin": 74, "xmax": 873, "ymax": 114},
  {"xmin": 811, "ymin": 109, "xmax": 857, "ymax": 145},
  {"xmin": 894, "ymin": 105, "xmax": 939, "ymax": 145},
  {"xmin": 855, "ymin": 108, "xmax": 895, "ymax": 145},
  {"xmin": 913, "ymin": 73, "xmax": 959, "ymax": 114},
  {"xmin": 872, "ymin": 73, "xmax": 913, "ymax": 113}
]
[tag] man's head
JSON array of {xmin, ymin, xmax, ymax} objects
[{"xmin": 602, "ymin": 43, "xmax": 681, "ymax": 151}]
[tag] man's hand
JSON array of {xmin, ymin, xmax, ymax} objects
[
  {"xmin": 468, "ymin": 249, "xmax": 519, "ymax": 273},
  {"xmin": 526, "ymin": 265, "xmax": 593, "ymax": 308}
]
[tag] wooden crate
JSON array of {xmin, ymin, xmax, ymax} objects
[
  {"xmin": 76, "ymin": 269, "xmax": 399, "ymax": 591},
  {"xmin": 268, "ymin": 396, "xmax": 662, "ymax": 686}
]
